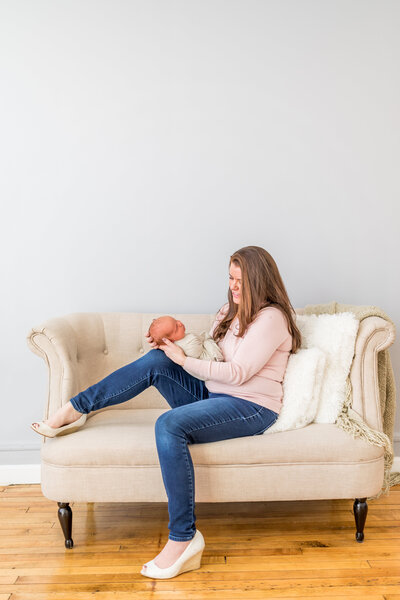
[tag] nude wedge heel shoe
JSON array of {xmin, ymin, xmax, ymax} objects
[
  {"xmin": 140, "ymin": 529, "xmax": 205, "ymax": 579},
  {"xmin": 30, "ymin": 413, "xmax": 87, "ymax": 438}
]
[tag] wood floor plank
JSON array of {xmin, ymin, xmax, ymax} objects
[
  {"xmin": 7, "ymin": 595, "xmax": 386, "ymax": 600},
  {"xmin": 0, "ymin": 558, "xmax": 372, "ymax": 571},
  {"xmin": 0, "ymin": 566, "xmax": 390, "ymax": 584},
  {"xmin": 3, "ymin": 582, "xmax": 400, "ymax": 596},
  {"xmin": 11, "ymin": 566, "xmax": 400, "ymax": 584}
]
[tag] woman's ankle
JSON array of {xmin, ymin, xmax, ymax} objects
[
  {"xmin": 69, "ymin": 401, "xmax": 82, "ymax": 414},
  {"xmin": 45, "ymin": 403, "xmax": 83, "ymax": 428}
]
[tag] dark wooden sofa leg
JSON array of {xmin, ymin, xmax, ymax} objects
[
  {"xmin": 57, "ymin": 502, "xmax": 73, "ymax": 548},
  {"xmin": 353, "ymin": 498, "xmax": 367, "ymax": 542}
]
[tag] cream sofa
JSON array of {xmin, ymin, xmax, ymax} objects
[{"xmin": 26, "ymin": 308, "xmax": 395, "ymax": 548}]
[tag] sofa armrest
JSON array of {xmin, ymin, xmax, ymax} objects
[
  {"xmin": 349, "ymin": 316, "xmax": 395, "ymax": 432},
  {"xmin": 26, "ymin": 317, "xmax": 80, "ymax": 419}
]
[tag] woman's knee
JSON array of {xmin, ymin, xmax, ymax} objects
[
  {"xmin": 155, "ymin": 410, "xmax": 179, "ymax": 438},
  {"xmin": 146, "ymin": 348, "xmax": 163, "ymax": 359},
  {"xmin": 140, "ymin": 349, "xmax": 172, "ymax": 376},
  {"xmin": 145, "ymin": 348, "xmax": 171, "ymax": 366}
]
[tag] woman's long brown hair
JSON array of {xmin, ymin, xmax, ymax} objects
[{"xmin": 212, "ymin": 246, "xmax": 301, "ymax": 353}]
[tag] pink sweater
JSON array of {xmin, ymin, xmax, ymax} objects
[{"xmin": 182, "ymin": 303, "xmax": 292, "ymax": 414}]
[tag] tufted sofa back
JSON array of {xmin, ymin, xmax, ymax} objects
[{"xmin": 28, "ymin": 312, "xmax": 216, "ymax": 413}]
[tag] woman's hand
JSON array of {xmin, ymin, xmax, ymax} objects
[
  {"xmin": 145, "ymin": 332, "xmax": 160, "ymax": 349},
  {"xmin": 144, "ymin": 333, "xmax": 186, "ymax": 367},
  {"xmin": 144, "ymin": 332, "xmax": 159, "ymax": 348},
  {"xmin": 158, "ymin": 338, "xmax": 187, "ymax": 366}
]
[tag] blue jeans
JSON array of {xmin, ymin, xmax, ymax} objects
[{"xmin": 69, "ymin": 349, "xmax": 279, "ymax": 541}]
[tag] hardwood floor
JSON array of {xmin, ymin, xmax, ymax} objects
[{"xmin": 1, "ymin": 483, "xmax": 400, "ymax": 599}]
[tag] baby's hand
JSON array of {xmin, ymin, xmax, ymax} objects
[{"xmin": 145, "ymin": 332, "xmax": 160, "ymax": 349}]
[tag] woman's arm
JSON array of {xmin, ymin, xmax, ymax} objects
[{"xmin": 183, "ymin": 309, "xmax": 290, "ymax": 385}]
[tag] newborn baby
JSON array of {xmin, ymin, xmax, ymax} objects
[{"xmin": 148, "ymin": 316, "xmax": 223, "ymax": 374}]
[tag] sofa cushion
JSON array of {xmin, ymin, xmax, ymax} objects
[{"xmin": 41, "ymin": 408, "xmax": 383, "ymax": 468}]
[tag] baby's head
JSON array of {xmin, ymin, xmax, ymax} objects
[{"xmin": 148, "ymin": 316, "xmax": 186, "ymax": 345}]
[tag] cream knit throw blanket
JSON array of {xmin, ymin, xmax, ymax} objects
[{"xmin": 302, "ymin": 301, "xmax": 399, "ymax": 500}]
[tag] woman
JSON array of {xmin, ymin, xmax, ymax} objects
[{"xmin": 31, "ymin": 245, "xmax": 301, "ymax": 580}]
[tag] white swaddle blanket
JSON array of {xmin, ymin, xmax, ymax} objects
[{"xmin": 174, "ymin": 331, "xmax": 223, "ymax": 381}]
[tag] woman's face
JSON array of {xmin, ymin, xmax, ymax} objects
[{"xmin": 229, "ymin": 263, "xmax": 242, "ymax": 304}]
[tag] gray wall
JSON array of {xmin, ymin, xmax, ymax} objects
[{"xmin": 1, "ymin": 0, "xmax": 399, "ymax": 465}]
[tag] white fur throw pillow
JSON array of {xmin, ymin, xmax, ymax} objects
[
  {"xmin": 295, "ymin": 312, "xmax": 360, "ymax": 423},
  {"xmin": 264, "ymin": 347, "xmax": 327, "ymax": 434}
]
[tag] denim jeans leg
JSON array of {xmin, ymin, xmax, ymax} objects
[
  {"xmin": 69, "ymin": 349, "xmax": 209, "ymax": 414},
  {"xmin": 154, "ymin": 395, "xmax": 278, "ymax": 541}
]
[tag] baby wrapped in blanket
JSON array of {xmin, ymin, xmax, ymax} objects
[{"xmin": 148, "ymin": 316, "xmax": 223, "ymax": 381}]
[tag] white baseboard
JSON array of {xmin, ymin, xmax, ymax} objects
[
  {"xmin": 1, "ymin": 458, "xmax": 400, "ymax": 487},
  {"xmin": 0, "ymin": 464, "xmax": 41, "ymax": 485}
]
